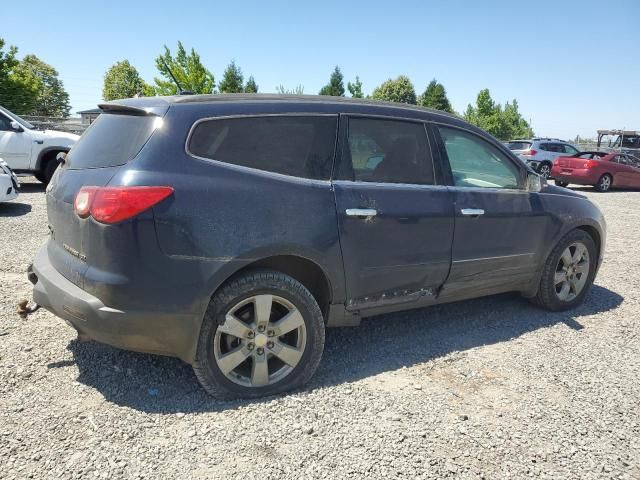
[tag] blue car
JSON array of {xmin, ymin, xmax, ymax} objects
[{"xmin": 29, "ymin": 94, "xmax": 606, "ymax": 399}]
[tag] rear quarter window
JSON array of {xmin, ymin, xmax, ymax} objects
[
  {"xmin": 188, "ymin": 115, "xmax": 338, "ymax": 180},
  {"xmin": 67, "ymin": 113, "xmax": 158, "ymax": 169},
  {"xmin": 507, "ymin": 141, "xmax": 531, "ymax": 151}
]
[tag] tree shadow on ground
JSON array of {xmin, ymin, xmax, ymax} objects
[
  {"xmin": 63, "ymin": 284, "xmax": 622, "ymax": 413},
  {"xmin": 0, "ymin": 202, "xmax": 32, "ymax": 217}
]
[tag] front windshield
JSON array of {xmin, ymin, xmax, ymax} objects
[{"xmin": 0, "ymin": 106, "xmax": 34, "ymax": 129}]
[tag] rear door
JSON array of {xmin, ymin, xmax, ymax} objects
[
  {"xmin": 333, "ymin": 116, "xmax": 454, "ymax": 311},
  {"xmin": 433, "ymin": 125, "xmax": 550, "ymax": 297}
]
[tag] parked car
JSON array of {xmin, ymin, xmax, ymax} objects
[
  {"xmin": 0, "ymin": 158, "xmax": 19, "ymax": 202},
  {"xmin": 506, "ymin": 138, "xmax": 580, "ymax": 179},
  {"xmin": 0, "ymin": 106, "xmax": 79, "ymax": 184},
  {"xmin": 29, "ymin": 95, "xmax": 606, "ymax": 399},
  {"xmin": 552, "ymin": 151, "xmax": 640, "ymax": 192}
]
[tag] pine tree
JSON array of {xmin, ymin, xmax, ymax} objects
[{"xmin": 319, "ymin": 66, "xmax": 345, "ymax": 97}]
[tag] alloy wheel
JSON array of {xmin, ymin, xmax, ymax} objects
[
  {"xmin": 214, "ymin": 294, "xmax": 306, "ymax": 387},
  {"xmin": 539, "ymin": 164, "xmax": 551, "ymax": 179},
  {"xmin": 554, "ymin": 242, "xmax": 590, "ymax": 302},
  {"xmin": 599, "ymin": 175, "xmax": 611, "ymax": 191}
]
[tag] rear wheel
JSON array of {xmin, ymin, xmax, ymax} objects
[
  {"xmin": 555, "ymin": 180, "xmax": 569, "ymax": 188},
  {"xmin": 538, "ymin": 162, "xmax": 551, "ymax": 179},
  {"xmin": 595, "ymin": 174, "xmax": 612, "ymax": 192},
  {"xmin": 193, "ymin": 270, "xmax": 325, "ymax": 399},
  {"xmin": 531, "ymin": 229, "xmax": 597, "ymax": 311}
]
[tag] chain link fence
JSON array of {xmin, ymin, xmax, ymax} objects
[{"xmin": 22, "ymin": 115, "xmax": 88, "ymax": 135}]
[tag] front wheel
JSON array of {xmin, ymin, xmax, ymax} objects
[
  {"xmin": 531, "ymin": 229, "xmax": 597, "ymax": 311},
  {"xmin": 193, "ymin": 270, "xmax": 325, "ymax": 399},
  {"xmin": 595, "ymin": 174, "xmax": 612, "ymax": 192}
]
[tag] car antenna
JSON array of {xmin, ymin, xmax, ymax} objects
[{"xmin": 160, "ymin": 57, "xmax": 194, "ymax": 95}]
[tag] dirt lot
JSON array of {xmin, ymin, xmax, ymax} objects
[{"xmin": 1, "ymin": 179, "xmax": 638, "ymax": 479}]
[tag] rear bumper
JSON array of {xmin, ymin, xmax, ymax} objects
[
  {"xmin": 550, "ymin": 168, "xmax": 594, "ymax": 185},
  {"xmin": 30, "ymin": 245, "xmax": 201, "ymax": 363}
]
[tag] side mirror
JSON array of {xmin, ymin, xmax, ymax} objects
[
  {"xmin": 9, "ymin": 121, "xmax": 23, "ymax": 132},
  {"xmin": 527, "ymin": 171, "xmax": 543, "ymax": 192}
]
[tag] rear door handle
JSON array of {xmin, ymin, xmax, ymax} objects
[
  {"xmin": 460, "ymin": 208, "xmax": 485, "ymax": 216},
  {"xmin": 346, "ymin": 208, "xmax": 377, "ymax": 218}
]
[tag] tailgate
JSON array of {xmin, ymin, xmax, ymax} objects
[{"xmin": 45, "ymin": 112, "xmax": 161, "ymax": 288}]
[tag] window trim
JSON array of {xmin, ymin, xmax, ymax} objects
[
  {"xmin": 432, "ymin": 122, "xmax": 527, "ymax": 192},
  {"xmin": 335, "ymin": 113, "xmax": 439, "ymax": 187},
  {"xmin": 184, "ymin": 113, "xmax": 339, "ymax": 183}
]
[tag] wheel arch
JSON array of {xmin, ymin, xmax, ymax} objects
[
  {"xmin": 213, "ymin": 254, "xmax": 334, "ymax": 322},
  {"xmin": 35, "ymin": 147, "xmax": 70, "ymax": 172}
]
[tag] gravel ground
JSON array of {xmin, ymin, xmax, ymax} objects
[{"xmin": 1, "ymin": 178, "xmax": 638, "ymax": 480}]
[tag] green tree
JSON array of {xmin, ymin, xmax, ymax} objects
[
  {"xmin": 0, "ymin": 39, "xmax": 38, "ymax": 114},
  {"xmin": 154, "ymin": 41, "xmax": 214, "ymax": 95},
  {"xmin": 103, "ymin": 60, "xmax": 153, "ymax": 101},
  {"xmin": 244, "ymin": 75, "xmax": 258, "ymax": 93},
  {"xmin": 371, "ymin": 75, "xmax": 417, "ymax": 104},
  {"xmin": 347, "ymin": 76, "xmax": 364, "ymax": 98},
  {"xmin": 218, "ymin": 60, "xmax": 244, "ymax": 93},
  {"xmin": 11, "ymin": 54, "xmax": 71, "ymax": 117},
  {"xmin": 319, "ymin": 66, "xmax": 345, "ymax": 97},
  {"xmin": 418, "ymin": 79, "xmax": 453, "ymax": 113},
  {"xmin": 464, "ymin": 89, "xmax": 533, "ymax": 140},
  {"xmin": 276, "ymin": 84, "xmax": 304, "ymax": 95}
]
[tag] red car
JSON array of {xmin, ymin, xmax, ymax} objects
[{"xmin": 551, "ymin": 151, "xmax": 640, "ymax": 192}]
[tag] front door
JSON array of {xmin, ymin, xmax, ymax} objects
[
  {"xmin": 0, "ymin": 114, "xmax": 32, "ymax": 170},
  {"xmin": 333, "ymin": 116, "xmax": 454, "ymax": 311},
  {"xmin": 433, "ymin": 125, "xmax": 551, "ymax": 297}
]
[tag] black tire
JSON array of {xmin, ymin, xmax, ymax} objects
[
  {"xmin": 595, "ymin": 174, "xmax": 612, "ymax": 192},
  {"xmin": 537, "ymin": 162, "xmax": 552, "ymax": 179},
  {"xmin": 193, "ymin": 269, "xmax": 325, "ymax": 400},
  {"xmin": 555, "ymin": 180, "xmax": 569, "ymax": 188},
  {"xmin": 34, "ymin": 171, "xmax": 46, "ymax": 183},
  {"xmin": 40, "ymin": 157, "xmax": 60, "ymax": 185},
  {"xmin": 530, "ymin": 229, "xmax": 597, "ymax": 311}
]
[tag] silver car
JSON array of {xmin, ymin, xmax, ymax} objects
[{"xmin": 507, "ymin": 138, "xmax": 580, "ymax": 178}]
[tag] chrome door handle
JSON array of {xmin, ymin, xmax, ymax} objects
[
  {"xmin": 461, "ymin": 208, "xmax": 485, "ymax": 216},
  {"xmin": 346, "ymin": 208, "xmax": 377, "ymax": 218}
]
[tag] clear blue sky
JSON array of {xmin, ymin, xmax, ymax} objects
[{"xmin": 3, "ymin": 0, "xmax": 638, "ymax": 139}]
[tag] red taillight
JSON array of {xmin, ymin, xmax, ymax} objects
[
  {"xmin": 73, "ymin": 186, "xmax": 98, "ymax": 218},
  {"xmin": 522, "ymin": 149, "xmax": 537, "ymax": 156},
  {"xmin": 74, "ymin": 186, "xmax": 174, "ymax": 224},
  {"xmin": 585, "ymin": 160, "xmax": 598, "ymax": 169}
]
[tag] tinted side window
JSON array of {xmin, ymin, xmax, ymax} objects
[
  {"xmin": 346, "ymin": 118, "xmax": 434, "ymax": 185},
  {"xmin": 0, "ymin": 115, "xmax": 11, "ymax": 131},
  {"xmin": 563, "ymin": 144, "xmax": 579, "ymax": 155},
  {"xmin": 438, "ymin": 126, "xmax": 521, "ymax": 189},
  {"xmin": 189, "ymin": 116, "xmax": 337, "ymax": 180},
  {"xmin": 539, "ymin": 143, "xmax": 551, "ymax": 152}
]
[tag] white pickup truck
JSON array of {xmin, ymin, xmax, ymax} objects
[{"xmin": 0, "ymin": 106, "xmax": 79, "ymax": 184}]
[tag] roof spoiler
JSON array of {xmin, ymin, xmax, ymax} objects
[{"xmin": 96, "ymin": 103, "xmax": 161, "ymax": 116}]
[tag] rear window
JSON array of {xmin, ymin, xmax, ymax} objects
[
  {"xmin": 506, "ymin": 141, "xmax": 531, "ymax": 151},
  {"xmin": 67, "ymin": 113, "xmax": 158, "ymax": 169},
  {"xmin": 188, "ymin": 115, "xmax": 338, "ymax": 180}
]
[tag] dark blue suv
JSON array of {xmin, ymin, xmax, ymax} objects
[{"xmin": 30, "ymin": 94, "xmax": 606, "ymax": 399}]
